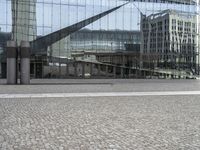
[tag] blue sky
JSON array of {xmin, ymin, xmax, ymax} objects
[{"xmin": 0, "ymin": 0, "xmax": 198, "ymax": 35}]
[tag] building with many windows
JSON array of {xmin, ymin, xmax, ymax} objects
[
  {"xmin": 141, "ymin": 9, "xmax": 199, "ymax": 75},
  {"xmin": 0, "ymin": 0, "xmax": 199, "ymax": 78}
]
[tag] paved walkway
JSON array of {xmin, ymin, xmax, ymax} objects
[
  {"xmin": 0, "ymin": 79, "xmax": 200, "ymax": 149},
  {"xmin": 1, "ymin": 96, "xmax": 200, "ymax": 149}
]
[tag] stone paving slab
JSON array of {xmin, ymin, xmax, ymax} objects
[
  {"xmin": 0, "ymin": 96, "xmax": 200, "ymax": 149},
  {"xmin": 0, "ymin": 79, "xmax": 200, "ymax": 94}
]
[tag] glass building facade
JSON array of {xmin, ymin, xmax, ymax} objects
[{"xmin": 0, "ymin": 0, "xmax": 199, "ymax": 78}]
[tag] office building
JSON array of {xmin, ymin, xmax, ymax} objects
[{"xmin": 141, "ymin": 9, "xmax": 199, "ymax": 74}]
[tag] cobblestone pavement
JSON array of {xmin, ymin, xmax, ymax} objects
[{"xmin": 0, "ymin": 96, "xmax": 200, "ymax": 150}]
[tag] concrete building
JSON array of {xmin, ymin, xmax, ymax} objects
[{"xmin": 141, "ymin": 9, "xmax": 199, "ymax": 75}]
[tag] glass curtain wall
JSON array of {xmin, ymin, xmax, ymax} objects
[{"xmin": 0, "ymin": 0, "xmax": 199, "ymax": 78}]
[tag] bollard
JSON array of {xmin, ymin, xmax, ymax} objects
[
  {"xmin": 7, "ymin": 41, "xmax": 18, "ymax": 84},
  {"xmin": 20, "ymin": 41, "xmax": 30, "ymax": 85}
]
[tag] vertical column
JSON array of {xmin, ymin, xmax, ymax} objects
[
  {"xmin": 34, "ymin": 62, "xmax": 36, "ymax": 78},
  {"xmin": 113, "ymin": 66, "xmax": 116, "ymax": 78},
  {"xmin": 143, "ymin": 71, "xmax": 146, "ymax": 78},
  {"xmin": 59, "ymin": 62, "xmax": 61, "ymax": 79},
  {"xmin": 122, "ymin": 55, "xmax": 125, "ymax": 66},
  {"xmin": 121, "ymin": 67, "xmax": 124, "ymax": 78},
  {"xmin": 120, "ymin": 55, "xmax": 125, "ymax": 79},
  {"xmin": 41, "ymin": 61, "xmax": 44, "ymax": 78},
  {"xmin": 82, "ymin": 62, "xmax": 85, "ymax": 78},
  {"xmin": 66, "ymin": 63, "xmax": 69, "ymax": 77},
  {"xmin": 151, "ymin": 71, "xmax": 153, "ymax": 79},
  {"xmin": 196, "ymin": 0, "xmax": 199, "ymax": 74},
  {"xmin": 160, "ymin": 73, "xmax": 163, "ymax": 79},
  {"xmin": 128, "ymin": 68, "xmax": 131, "ymax": 78},
  {"xmin": 164, "ymin": 74, "xmax": 167, "ymax": 79},
  {"xmin": 90, "ymin": 63, "xmax": 93, "ymax": 77},
  {"xmin": 20, "ymin": 41, "xmax": 30, "ymax": 85},
  {"xmin": 106, "ymin": 65, "xmax": 109, "ymax": 77},
  {"xmin": 74, "ymin": 62, "xmax": 78, "ymax": 77},
  {"xmin": 98, "ymin": 64, "xmax": 101, "ymax": 76},
  {"xmin": 7, "ymin": 41, "xmax": 17, "ymax": 84},
  {"xmin": 135, "ymin": 69, "xmax": 138, "ymax": 79}
]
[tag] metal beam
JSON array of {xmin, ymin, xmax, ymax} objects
[{"xmin": 30, "ymin": 2, "xmax": 129, "ymax": 53}]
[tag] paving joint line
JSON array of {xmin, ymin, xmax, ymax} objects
[{"xmin": 0, "ymin": 91, "xmax": 200, "ymax": 99}]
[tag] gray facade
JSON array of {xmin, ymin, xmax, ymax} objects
[{"xmin": 141, "ymin": 9, "xmax": 199, "ymax": 74}]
